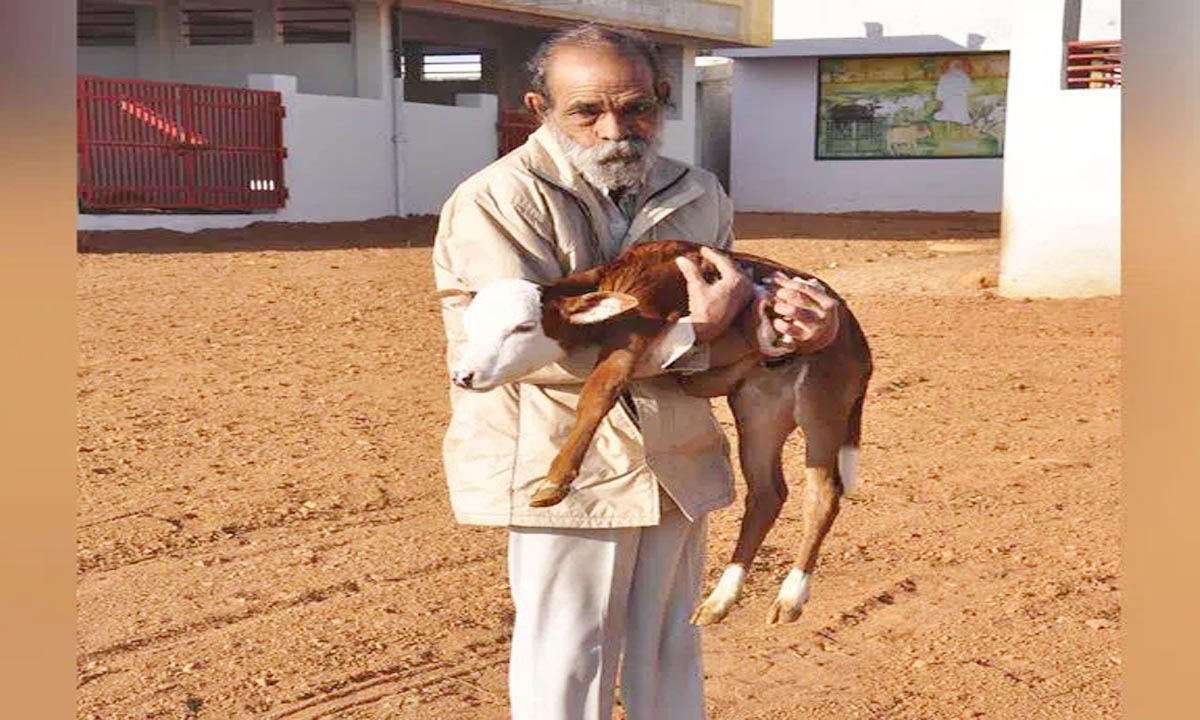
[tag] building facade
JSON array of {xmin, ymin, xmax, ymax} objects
[
  {"xmin": 720, "ymin": 0, "xmax": 1118, "ymax": 214},
  {"xmin": 75, "ymin": 0, "xmax": 770, "ymax": 231},
  {"xmin": 717, "ymin": 0, "xmax": 1120, "ymax": 297}
]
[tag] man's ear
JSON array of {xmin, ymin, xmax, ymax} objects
[
  {"xmin": 524, "ymin": 92, "xmax": 548, "ymax": 118},
  {"xmin": 558, "ymin": 291, "xmax": 639, "ymax": 325},
  {"xmin": 434, "ymin": 288, "xmax": 475, "ymax": 312}
]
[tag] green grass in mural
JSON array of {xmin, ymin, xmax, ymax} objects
[{"xmin": 817, "ymin": 55, "xmax": 1009, "ymax": 159}]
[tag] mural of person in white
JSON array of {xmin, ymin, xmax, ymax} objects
[{"xmin": 934, "ymin": 58, "xmax": 974, "ymax": 124}]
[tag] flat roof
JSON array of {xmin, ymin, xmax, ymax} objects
[
  {"xmin": 716, "ymin": 36, "xmax": 1005, "ymax": 59},
  {"xmin": 406, "ymin": 0, "xmax": 773, "ymax": 48}
]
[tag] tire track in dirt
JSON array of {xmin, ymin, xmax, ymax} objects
[
  {"xmin": 77, "ymin": 489, "xmax": 439, "ymax": 575},
  {"xmin": 79, "ymin": 579, "xmax": 366, "ymax": 664},
  {"xmin": 267, "ymin": 638, "xmax": 509, "ymax": 719},
  {"xmin": 80, "ymin": 550, "xmax": 500, "ymax": 665}
]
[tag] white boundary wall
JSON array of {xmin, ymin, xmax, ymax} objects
[
  {"xmin": 401, "ymin": 93, "xmax": 499, "ymax": 216},
  {"xmin": 729, "ymin": 57, "xmax": 1003, "ymax": 213},
  {"xmin": 78, "ymin": 74, "xmax": 399, "ymax": 232},
  {"xmin": 78, "ymin": 75, "xmax": 507, "ymax": 231}
]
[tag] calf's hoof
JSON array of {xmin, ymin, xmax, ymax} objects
[
  {"xmin": 529, "ymin": 483, "xmax": 569, "ymax": 507},
  {"xmin": 766, "ymin": 599, "xmax": 804, "ymax": 625},
  {"xmin": 766, "ymin": 569, "xmax": 812, "ymax": 625},
  {"xmin": 690, "ymin": 564, "xmax": 746, "ymax": 626},
  {"xmin": 690, "ymin": 598, "xmax": 732, "ymax": 626}
]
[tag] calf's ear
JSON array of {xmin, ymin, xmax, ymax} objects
[
  {"xmin": 433, "ymin": 288, "xmax": 475, "ymax": 311},
  {"xmin": 558, "ymin": 291, "xmax": 639, "ymax": 325}
]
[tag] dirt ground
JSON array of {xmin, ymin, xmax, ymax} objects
[{"xmin": 77, "ymin": 212, "xmax": 1119, "ymax": 719}]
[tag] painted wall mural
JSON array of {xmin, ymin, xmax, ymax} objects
[{"xmin": 817, "ymin": 53, "xmax": 1009, "ymax": 159}]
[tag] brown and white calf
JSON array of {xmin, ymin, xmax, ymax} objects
[{"xmin": 439, "ymin": 240, "xmax": 872, "ymax": 625}]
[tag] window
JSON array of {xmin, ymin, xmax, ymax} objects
[
  {"xmin": 277, "ymin": 2, "xmax": 353, "ymax": 44},
  {"xmin": 421, "ymin": 52, "xmax": 482, "ymax": 82},
  {"xmin": 78, "ymin": 3, "xmax": 136, "ymax": 47},
  {"xmin": 181, "ymin": 4, "xmax": 254, "ymax": 46}
]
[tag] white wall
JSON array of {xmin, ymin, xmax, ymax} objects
[
  {"xmin": 78, "ymin": 73, "xmax": 398, "ymax": 232},
  {"xmin": 78, "ymin": 46, "xmax": 138, "ymax": 78},
  {"xmin": 401, "ymin": 93, "xmax": 499, "ymax": 216},
  {"xmin": 998, "ymin": 0, "xmax": 1120, "ymax": 298},
  {"xmin": 154, "ymin": 41, "xmax": 357, "ymax": 97},
  {"xmin": 696, "ymin": 60, "xmax": 733, "ymax": 190},
  {"xmin": 269, "ymin": 75, "xmax": 397, "ymax": 221},
  {"xmin": 1080, "ymin": 0, "xmax": 1122, "ymax": 40},
  {"xmin": 660, "ymin": 46, "xmax": 698, "ymax": 164},
  {"xmin": 729, "ymin": 57, "xmax": 1003, "ymax": 213}
]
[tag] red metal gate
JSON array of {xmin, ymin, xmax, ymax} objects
[
  {"xmin": 497, "ymin": 109, "xmax": 539, "ymax": 157},
  {"xmin": 77, "ymin": 75, "xmax": 288, "ymax": 212}
]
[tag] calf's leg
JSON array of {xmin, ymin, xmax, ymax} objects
[
  {"xmin": 691, "ymin": 373, "xmax": 797, "ymax": 625},
  {"xmin": 766, "ymin": 390, "xmax": 862, "ymax": 624},
  {"xmin": 530, "ymin": 340, "xmax": 646, "ymax": 507}
]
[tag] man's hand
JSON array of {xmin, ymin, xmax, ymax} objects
[
  {"xmin": 762, "ymin": 272, "xmax": 841, "ymax": 354},
  {"xmin": 675, "ymin": 247, "xmax": 755, "ymax": 343}
]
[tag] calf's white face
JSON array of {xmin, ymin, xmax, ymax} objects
[
  {"xmin": 439, "ymin": 279, "xmax": 640, "ymax": 392},
  {"xmin": 442, "ymin": 279, "xmax": 564, "ymax": 391}
]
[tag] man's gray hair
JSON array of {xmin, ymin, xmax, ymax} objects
[{"xmin": 526, "ymin": 24, "xmax": 669, "ymax": 107}]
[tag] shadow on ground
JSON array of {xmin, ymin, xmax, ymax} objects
[
  {"xmin": 77, "ymin": 216, "xmax": 441, "ymax": 254},
  {"xmin": 77, "ymin": 212, "xmax": 1000, "ymax": 254},
  {"xmin": 733, "ymin": 212, "xmax": 1000, "ymax": 241}
]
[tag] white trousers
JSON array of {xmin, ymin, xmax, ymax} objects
[{"xmin": 508, "ymin": 505, "xmax": 707, "ymax": 720}]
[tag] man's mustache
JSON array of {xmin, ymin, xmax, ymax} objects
[{"xmin": 589, "ymin": 138, "xmax": 649, "ymax": 164}]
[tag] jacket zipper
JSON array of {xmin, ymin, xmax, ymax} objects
[
  {"xmin": 528, "ymin": 168, "xmax": 604, "ymax": 262},
  {"xmin": 636, "ymin": 168, "xmax": 689, "ymax": 214}
]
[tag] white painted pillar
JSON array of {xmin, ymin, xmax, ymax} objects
[
  {"xmin": 353, "ymin": 0, "xmax": 389, "ymax": 99},
  {"xmin": 998, "ymin": 0, "xmax": 1121, "ymax": 298},
  {"xmin": 136, "ymin": 1, "xmax": 175, "ymax": 81},
  {"xmin": 252, "ymin": 0, "xmax": 275, "ymax": 46},
  {"xmin": 349, "ymin": 1, "xmax": 402, "ymax": 215}
]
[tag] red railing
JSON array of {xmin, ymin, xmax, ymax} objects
[
  {"xmin": 497, "ymin": 109, "xmax": 539, "ymax": 157},
  {"xmin": 78, "ymin": 75, "xmax": 288, "ymax": 212},
  {"xmin": 1066, "ymin": 40, "xmax": 1122, "ymax": 89}
]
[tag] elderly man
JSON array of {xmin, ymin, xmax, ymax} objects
[{"xmin": 433, "ymin": 24, "xmax": 839, "ymax": 720}]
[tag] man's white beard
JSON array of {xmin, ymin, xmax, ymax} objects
[{"xmin": 549, "ymin": 122, "xmax": 660, "ymax": 192}]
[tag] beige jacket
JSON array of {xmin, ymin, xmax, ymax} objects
[{"xmin": 432, "ymin": 126, "xmax": 735, "ymax": 528}]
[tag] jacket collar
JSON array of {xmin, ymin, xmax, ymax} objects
[{"xmin": 523, "ymin": 125, "xmax": 705, "ymax": 257}]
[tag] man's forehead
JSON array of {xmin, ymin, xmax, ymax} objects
[{"xmin": 545, "ymin": 45, "xmax": 655, "ymax": 99}]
